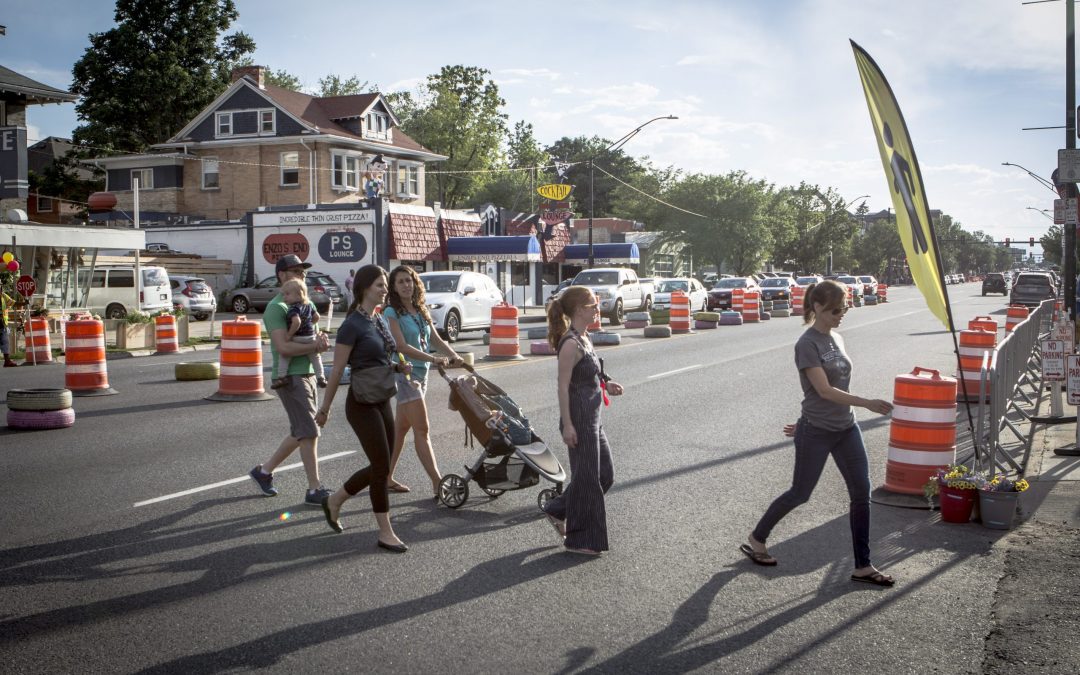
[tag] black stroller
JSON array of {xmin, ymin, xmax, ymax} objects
[{"xmin": 436, "ymin": 364, "xmax": 566, "ymax": 510}]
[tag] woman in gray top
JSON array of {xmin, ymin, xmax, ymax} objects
[{"xmin": 743, "ymin": 280, "xmax": 896, "ymax": 586}]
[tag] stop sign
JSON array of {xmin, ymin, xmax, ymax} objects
[{"xmin": 15, "ymin": 274, "xmax": 36, "ymax": 298}]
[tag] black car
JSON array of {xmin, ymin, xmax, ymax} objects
[
  {"xmin": 759, "ymin": 277, "xmax": 796, "ymax": 302},
  {"xmin": 982, "ymin": 273, "xmax": 1008, "ymax": 296}
]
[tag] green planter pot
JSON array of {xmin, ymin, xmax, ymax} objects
[{"xmin": 978, "ymin": 490, "xmax": 1020, "ymax": 530}]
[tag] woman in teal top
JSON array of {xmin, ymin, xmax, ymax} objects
[{"xmin": 383, "ymin": 266, "xmax": 463, "ymax": 498}]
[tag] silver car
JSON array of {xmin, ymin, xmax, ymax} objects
[
  {"xmin": 170, "ymin": 275, "xmax": 217, "ymax": 320},
  {"xmin": 420, "ymin": 271, "xmax": 505, "ymax": 341}
]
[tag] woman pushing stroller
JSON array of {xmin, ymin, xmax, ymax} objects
[{"xmin": 541, "ymin": 286, "xmax": 623, "ymax": 556}]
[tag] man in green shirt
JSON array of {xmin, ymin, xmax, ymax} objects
[{"xmin": 248, "ymin": 254, "xmax": 332, "ymax": 505}]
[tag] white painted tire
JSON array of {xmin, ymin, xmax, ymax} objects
[
  {"xmin": 175, "ymin": 362, "xmax": 221, "ymax": 381},
  {"xmin": 6, "ymin": 388, "xmax": 73, "ymax": 412},
  {"xmin": 7, "ymin": 408, "xmax": 75, "ymax": 430},
  {"xmin": 592, "ymin": 332, "xmax": 622, "ymax": 346},
  {"xmin": 772, "ymin": 309, "xmax": 792, "ymax": 317},
  {"xmin": 625, "ymin": 311, "xmax": 650, "ymax": 322},
  {"xmin": 623, "ymin": 320, "xmax": 649, "ymax": 329},
  {"xmin": 643, "ymin": 325, "xmax": 672, "ymax": 338}
]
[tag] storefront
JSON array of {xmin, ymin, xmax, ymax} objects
[
  {"xmin": 562, "ymin": 242, "xmax": 640, "ymax": 270},
  {"xmin": 447, "ymin": 235, "xmax": 542, "ymax": 306}
]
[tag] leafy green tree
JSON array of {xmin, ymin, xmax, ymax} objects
[
  {"xmin": 543, "ymin": 136, "xmax": 649, "ymax": 218},
  {"xmin": 28, "ymin": 151, "xmax": 104, "ymax": 218},
  {"xmin": 71, "ymin": 0, "xmax": 255, "ymax": 152},
  {"xmin": 471, "ymin": 121, "xmax": 551, "ymax": 213},
  {"xmin": 1039, "ymin": 225, "xmax": 1064, "ymax": 268},
  {"xmin": 853, "ymin": 216, "xmax": 904, "ymax": 278},
  {"xmin": 392, "ymin": 66, "xmax": 507, "ymax": 208},
  {"xmin": 317, "ymin": 75, "xmax": 369, "ymax": 97}
]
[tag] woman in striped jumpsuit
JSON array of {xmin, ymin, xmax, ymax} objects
[{"xmin": 541, "ymin": 286, "xmax": 623, "ymax": 555}]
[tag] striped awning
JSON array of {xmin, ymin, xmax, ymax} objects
[
  {"xmin": 563, "ymin": 242, "xmax": 639, "ymax": 264},
  {"xmin": 446, "ymin": 236, "xmax": 541, "ymax": 262}
]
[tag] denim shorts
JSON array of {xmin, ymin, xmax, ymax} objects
[{"xmin": 395, "ymin": 372, "xmax": 427, "ymax": 404}]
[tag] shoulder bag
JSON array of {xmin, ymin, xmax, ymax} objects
[{"xmin": 350, "ymin": 313, "xmax": 398, "ymax": 404}]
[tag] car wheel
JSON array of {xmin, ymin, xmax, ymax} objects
[
  {"xmin": 105, "ymin": 303, "xmax": 126, "ymax": 320},
  {"xmin": 611, "ymin": 300, "xmax": 624, "ymax": 325},
  {"xmin": 444, "ymin": 309, "xmax": 461, "ymax": 342},
  {"xmin": 231, "ymin": 296, "xmax": 249, "ymax": 313},
  {"xmin": 194, "ymin": 312, "xmax": 209, "ymax": 321}
]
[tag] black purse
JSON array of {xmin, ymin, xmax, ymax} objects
[{"xmin": 349, "ymin": 312, "xmax": 398, "ymax": 404}]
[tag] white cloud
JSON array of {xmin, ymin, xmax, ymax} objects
[{"xmin": 498, "ymin": 68, "xmax": 561, "ymax": 81}]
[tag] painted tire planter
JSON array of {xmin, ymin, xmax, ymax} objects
[
  {"xmin": 530, "ymin": 341, "xmax": 557, "ymax": 355},
  {"xmin": 719, "ymin": 311, "xmax": 743, "ymax": 326},
  {"xmin": 625, "ymin": 311, "xmax": 650, "ymax": 323},
  {"xmin": 761, "ymin": 300, "xmax": 773, "ymax": 311},
  {"xmin": 526, "ymin": 326, "xmax": 548, "ymax": 340},
  {"xmin": 175, "ymin": 362, "xmax": 221, "ymax": 381},
  {"xmin": 978, "ymin": 490, "xmax": 1020, "ymax": 530},
  {"xmin": 694, "ymin": 320, "xmax": 718, "ymax": 329},
  {"xmin": 643, "ymin": 325, "xmax": 672, "ymax": 338},
  {"xmin": 864, "ymin": 295, "xmax": 879, "ymax": 305},
  {"xmin": 772, "ymin": 309, "xmax": 792, "ymax": 318},
  {"xmin": 591, "ymin": 332, "xmax": 622, "ymax": 346},
  {"xmin": 7, "ymin": 408, "xmax": 76, "ymax": 430},
  {"xmin": 694, "ymin": 311, "xmax": 720, "ymax": 322},
  {"xmin": 5, "ymin": 388, "xmax": 73, "ymax": 411},
  {"xmin": 649, "ymin": 310, "xmax": 670, "ymax": 325},
  {"xmin": 623, "ymin": 320, "xmax": 649, "ymax": 329},
  {"xmin": 939, "ymin": 485, "xmax": 976, "ymax": 523},
  {"xmin": 772, "ymin": 301, "xmax": 791, "ymax": 310},
  {"xmin": 760, "ymin": 311, "xmax": 771, "ymax": 321},
  {"xmin": 852, "ymin": 295, "xmax": 863, "ymax": 306}
]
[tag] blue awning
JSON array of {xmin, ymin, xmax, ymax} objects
[
  {"xmin": 563, "ymin": 243, "xmax": 639, "ymax": 264},
  {"xmin": 447, "ymin": 235, "xmax": 541, "ymax": 262}
]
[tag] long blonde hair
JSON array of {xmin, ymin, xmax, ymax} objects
[
  {"xmin": 547, "ymin": 286, "xmax": 593, "ymax": 350},
  {"xmin": 803, "ymin": 279, "xmax": 847, "ymax": 324}
]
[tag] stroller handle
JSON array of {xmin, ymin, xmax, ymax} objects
[{"xmin": 437, "ymin": 361, "xmax": 475, "ymax": 379}]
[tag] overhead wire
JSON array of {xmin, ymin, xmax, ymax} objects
[{"xmin": 591, "ymin": 164, "xmax": 709, "ymax": 219}]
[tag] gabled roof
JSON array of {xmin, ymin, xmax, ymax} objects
[
  {"xmin": 27, "ymin": 136, "xmax": 96, "ymax": 180},
  {"xmin": 0, "ymin": 64, "xmax": 77, "ymax": 104}
]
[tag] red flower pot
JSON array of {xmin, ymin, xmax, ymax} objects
[{"xmin": 939, "ymin": 484, "xmax": 976, "ymax": 523}]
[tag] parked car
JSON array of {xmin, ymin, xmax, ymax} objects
[
  {"xmin": 1009, "ymin": 272, "xmax": 1057, "ymax": 307},
  {"xmin": 795, "ymin": 275, "xmax": 823, "ymax": 287},
  {"xmin": 170, "ymin": 275, "xmax": 217, "ymax": 320},
  {"xmin": 707, "ymin": 276, "xmax": 760, "ymax": 310},
  {"xmin": 73, "ymin": 265, "xmax": 173, "ymax": 319},
  {"xmin": 759, "ymin": 277, "xmax": 797, "ymax": 302},
  {"xmin": 545, "ymin": 279, "xmax": 573, "ymax": 311},
  {"xmin": 857, "ymin": 275, "xmax": 879, "ymax": 296},
  {"xmin": 981, "ymin": 272, "xmax": 1009, "ymax": 296},
  {"xmin": 834, "ymin": 275, "xmax": 862, "ymax": 300},
  {"xmin": 652, "ymin": 277, "xmax": 709, "ymax": 313},
  {"xmin": 571, "ymin": 267, "xmax": 652, "ymax": 324},
  {"xmin": 419, "ymin": 270, "xmax": 504, "ymax": 341},
  {"xmin": 224, "ymin": 270, "xmax": 340, "ymax": 315}
]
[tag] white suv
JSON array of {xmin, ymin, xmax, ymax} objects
[{"xmin": 419, "ymin": 271, "xmax": 505, "ymax": 341}]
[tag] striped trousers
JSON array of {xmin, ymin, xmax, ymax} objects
[{"xmin": 545, "ymin": 422, "xmax": 614, "ymax": 551}]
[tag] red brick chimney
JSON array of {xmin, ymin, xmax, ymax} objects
[{"xmin": 230, "ymin": 65, "xmax": 265, "ymax": 89}]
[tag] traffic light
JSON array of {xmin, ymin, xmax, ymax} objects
[
  {"xmin": 1004, "ymin": 237, "xmax": 1010, "ymax": 247},
  {"xmin": 1029, "ymin": 237, "xmax": 1035, "ymax": 247}
]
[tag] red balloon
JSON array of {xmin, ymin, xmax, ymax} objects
[{"xmin": 6, "ymin": 260, "xmax": 18, "ymax": 272}]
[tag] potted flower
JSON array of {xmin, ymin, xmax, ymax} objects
[
  {"xmin": 116, "ymin": 310, "xmax": 155, "ymax": 350},
  {"xmin": 926, "ymin": 463, "xmax": 980, "ymax": 523},
  {"xmin": 978, "ymin": 474, "xmax": 1029, "ymax": 530}
]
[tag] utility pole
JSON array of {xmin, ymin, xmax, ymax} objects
[{"xmin": 1066, "ymin": 0, "xmax": 1077, "ymax": 327}]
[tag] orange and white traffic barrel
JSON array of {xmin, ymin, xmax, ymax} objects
[
  {"xmin": 956, "ymin": 328, "xmax": 995, "ymax": 401},
  {"xmin": 25, "ymin": 317, "xmax": 54, "ymax": 365},
  {"xmin": 486, "ymin": 303, "xmax": 525, "ymax": 361},
  {"xmin": 741, "ymin": 290, "xmax": 760, "ymax": 323},
  {"xmin": 846, "ymin": 285, "xmax": 854, "ymax": 307},
  {"xmin": 64, "ymin": 319, "xmax": 117, "ymax": 396},
  {"xmin": 154, "ymin": 314, "xmax": 179, "ymax": 354},
  {"xmin": 1005, "ymin": 305, "xmax": 1029, "ymax": 333},
  {"xmin": 884, "ymin": 367, "xmax": 958, "ymax": 494},
  {"xmin": 731, "ymin": 288, "xmax": 744, "ymax": 314},
  {"xmin": 206, "ymin": 315, "xmax": 274, "ymax": 402},
  {"xmin": 791, "ymin": 286, "xmax": 805, "ymax": 316},
  {"xmin": 968, "ymin": 315, "xmax": 998, "ymax": 336},
  {"xmin": 587, "ymin": 315, "xmax": 602, "ymax": 332},
  {"xmin": 877, "ymin": 284, "xmax": 888, "ymax": 302},
  {"xmin": 670, "ymin": 290, "xmax": 692, "ymax": 334}
]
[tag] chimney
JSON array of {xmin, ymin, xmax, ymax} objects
[{"xmin": 230, "ymin": 65, "xmax": 265, "ymax": 89}]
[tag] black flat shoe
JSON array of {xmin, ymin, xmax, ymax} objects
[
  {"xmin": 377, "ymin": 540, "xmax": 408, "ymax": 554},
  {"xmin": 321, "ymin": 496, "xmax": 343, "ymax": 533}
]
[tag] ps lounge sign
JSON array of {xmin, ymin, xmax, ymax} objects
[{"xmin": 254, "ymin": 210, "xmax": 374, "ymax": 266}]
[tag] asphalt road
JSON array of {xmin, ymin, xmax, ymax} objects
[{"xmin": 0, "ymin": 284, "xmax": 1021, "ymax": 674}]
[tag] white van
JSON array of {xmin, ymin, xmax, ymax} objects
[{"xmin": 76, "ymin": 266, "xmax": 173, "ymax": 319}]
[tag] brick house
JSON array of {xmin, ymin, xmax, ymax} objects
[
  {"xmin": 91, "ymin": 66, "xmax": 445, "ymax": 222},
  {"xmin": 27, "ymin": 136, "xmax": 98, "ymax": 224}
]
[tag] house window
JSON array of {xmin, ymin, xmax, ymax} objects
[
  {"xmin": 396, "ymin": 164, "xmax": 419, "ymax": 196},
  {"xmin": 131, "ymin": 168, "xmax": 154, "ymax": 190},
  {"xmin": 201, "ymin": 157, "xmax": 220, "ymax": 189},
  {"xmin": 215, "ymin": 112, "xmax": 232, "ymax": 137},
  {"xmin": 260, "ymin": 109, "xmax": 275, "ymax": 134},
  {"xmin": 331, "ymin": 152, "xmax": 360, "ymax": 191},
  {"xmin": 365, "ymin": 112, "xmax": 388, "ymax": 139},
  {"xmin": 37, "ymin": 195, "xmax": 54, "ymax": 212},
  {"xmin": 280, "ymin": 151, "xmax": 300, "ymax": 186}
]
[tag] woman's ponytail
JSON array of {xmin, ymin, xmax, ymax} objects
[
  {"xmin": 802, "ymin": 282, "xmax": 818, "ymax": 325},
  {"xmin": 547, "ymin": 298, "xmax": 570, "ymax": 350}
]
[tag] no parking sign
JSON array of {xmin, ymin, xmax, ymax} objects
[
  {"xmin": 1042, "ymin": 340, "xmax": 1066, "ymax": 381},
  {"xmin": 1067, "ymin": 355, "xmax": 1080, "ymax": 405}
]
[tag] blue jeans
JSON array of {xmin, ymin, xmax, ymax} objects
[{"xmin": 752, "ymin": 418, "xmax": 872, "ymax": 568}]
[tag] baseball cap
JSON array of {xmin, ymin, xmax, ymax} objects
[{"xmin": 275, "ymin": 254, "xmax": 312, "ymax": 274}]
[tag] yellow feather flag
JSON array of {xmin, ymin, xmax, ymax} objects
[{"xmin": 852, "ymin": 40, "xmax": 952, "ymax": 330}]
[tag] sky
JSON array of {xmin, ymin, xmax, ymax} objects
[{"xmin": 2, "ymin": 0, "xmax": 1071, "ymax": 257}]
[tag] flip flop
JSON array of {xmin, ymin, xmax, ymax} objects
[
  {"xmin": 387, "ymin": 482, "xmax": 411, "ymax": 493},
  {"xmin": 739, "ymin": 543, "xmax": 778, "ymax": 566},
  {"xmin": 851, "ymin": 572, "xmax": 895, "ymax": 587}
]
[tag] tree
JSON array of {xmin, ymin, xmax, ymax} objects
[
  {"xmin": 317, "ymin": 75, "xmax": 369, "ymax": 97},
  {"xmin": 471, "ymin": 121, "xmax": 551, "ymax": 213},
  {"xmin": 28, "ymin": 151, "xmax": 104, "ymax": 219},
  {"xmin": 71, "ymin": 0, "xmax": 255, "ymax": 152},
  {"xmin": 393, "ymin": 66, "xmax": 507, "ymax": 208},
  {"xmin": 1040, "ymin": 225, "xmax": 1064, "ymax": 268},
  {"xmin": 543, "ymin": 136, "xmax": 648, "ymax": 219}
]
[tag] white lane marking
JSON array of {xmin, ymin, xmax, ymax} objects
[
  {"xmin": 132, "ymin": 450, "xmax": 356, "ymax": 507},
  {"xmin": 648, "ymin": 364, "xmax": 702, "ymax": 380}
]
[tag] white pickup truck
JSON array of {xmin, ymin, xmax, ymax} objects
[{"xmin": 572, "ymin": 267, "xmax": 653, "ymax": 324}]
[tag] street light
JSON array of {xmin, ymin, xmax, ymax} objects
[
  {"xmin": 1026, "ymin": 206, "xmax": 1055, "ymax": 221},
  {"xmin": 1001, "ymin": 162, "xmax": 1058, "ymax": 193},
  {"xmin": 587, "ymin": 115, "xmax": 678, "ymax": 267}
]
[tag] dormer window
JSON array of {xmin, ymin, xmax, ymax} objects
[
  {"xmin": 260, "ymin": 110, "xmax": 275, "ymax": 134},
  {"xmin": 364, "ymin": 112, "xmax": 389, "ymax": 140},
  {"xmin": 216, "ymin": 112, "xmax": 232, "ymax": 137}
]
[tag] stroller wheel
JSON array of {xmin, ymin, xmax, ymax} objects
[
  {"xmin": 439, "ymin": 474, "xmax": 469, "ymax": 509},
  {"xmin": 480, "ymin": 486, "xmax": 505, "ymax": 499},
  {"xmin": 537, "ymin": 488, "xmax": 558, "ymax": 512}
]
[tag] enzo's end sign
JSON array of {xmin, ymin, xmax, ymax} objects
[
  {"xmin": 1067, "ymin": 354, "xmax": 1080, "ymax": 405},
  {"xmin": 1042, "ymin": 340, "xmax": 1066, "ymax": 382},
  {"xmin": 318, "ymin": 231, "xmax": 367, "ymax": 263}
]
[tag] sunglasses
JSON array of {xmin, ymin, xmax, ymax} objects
[
  {"xmin": 829, "ymin": 306, "xmax": 849, "ymax": 316},
  {"xmin": 583, "ymin": 302, "xmax": 598, "ymax": 308}
]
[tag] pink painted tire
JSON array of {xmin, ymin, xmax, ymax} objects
[{"xmin": 7, "ymin": 407, "xmax": 75, "ymax": 430}]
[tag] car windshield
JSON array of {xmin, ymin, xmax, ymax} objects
[
  {"xmin": 837, "ymin": 276, "xmax": 857, "ymax": 284},
  {"xmin": 1015, "ymin": 275, "xmax": 1050, "ymax": 287},
  {"xmin": 186, "ymin": 279, "xmax": 210, "ymax": 293},
  {"xmin": 796, "ymin": 277, "xmax": 817, "ymax": 285},
  {"xmin": 859, "ymin": 276, "xmax": 873, "ymax": 283},
  {"xmin": 987, "ymin": 274, "xmax": 1003, "ymax": 280},
  {"xmin": 422, "ymin": 274, "xmax": 461, "ymax": 294},
  {"xmin": 761, "ymin": 278, "xmax": 788, "ymax": 287},
  {"xmin": 715, "ymin": 278, "xmax": 747, "ymax": 288},
  {"xmin": 574, "ymin": 271, "xmax": 619, "ymax": 285},
  {"xmin": 142, "ymin": 268, "xmax": 168, "ymax": 286},
  {"xmin": 307, "ymin": 274, "xmax": 333, "ymax": 287},
  {"xmin": 657, "ymin": 280, "xmax": 688, "ymax": 292}
]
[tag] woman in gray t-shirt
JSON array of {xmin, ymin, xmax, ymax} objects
[{"xmin": 742, "ymin": 280, "xmax": 896, "ymax": 586}]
